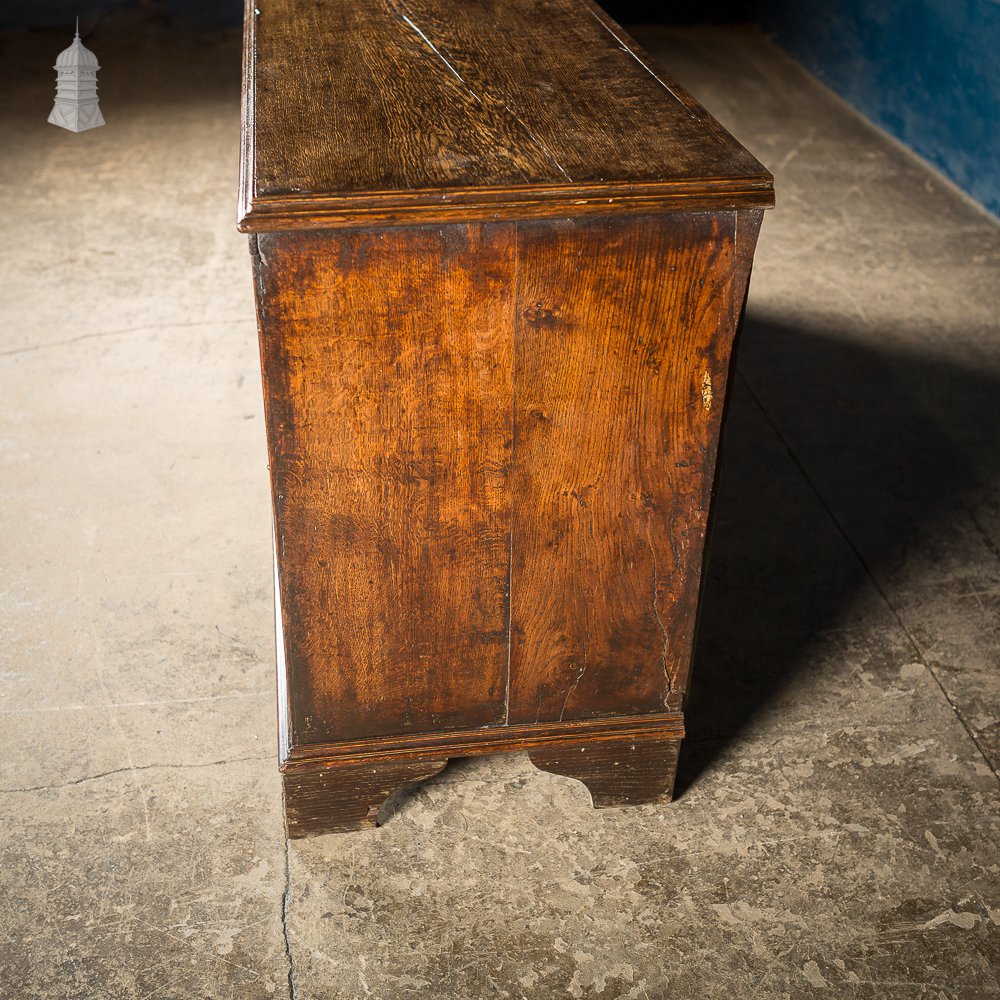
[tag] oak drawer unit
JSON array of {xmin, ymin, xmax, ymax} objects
[{"xmin": 240, "ymin": 0, "xmax": 773, "ymax": 837}]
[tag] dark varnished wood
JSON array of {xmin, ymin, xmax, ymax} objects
[
  {"xmin": 284, "ymin": 712, "xmax": 685, "ymax": 766},
  {"xmin": 241, "ymin": 180, "xmax": 774, "ymax": 233},
  {"xmin": 244, "ymin": 0, "xmax": 772, "ymax": 835},
  {"xmin": 509, "ymin": 213, "xmax": 756, "ymax": 724},
  {"xmin": 256, "ymin": 214, "xmax": 759, "ymax": 833},
  {"xmin": 283, "ymin": 758, "xmax": 448, "ymax": 837},
  {"xmin": 282, "ymin": 713, "xmax": 684, "ymax": 833},
  {"xmin": 254, "ymin": 224, "xmax": 515, "ymax": 746},
  {"xmin": 239, "ymin": 0, "xmax": 773, "ymax": 230},
  {"xmin": 529, "ymin": 738, "xmax": 681, "ymax": 807}
]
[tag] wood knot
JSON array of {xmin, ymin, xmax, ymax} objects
[{"xmin": 524, "ymin": 302, "xmax": 558, "ymax": 326}]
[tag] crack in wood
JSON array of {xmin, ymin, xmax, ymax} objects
[{"xmin": 390, "ymin": 0, "xmax": 572, "ymax": 182}]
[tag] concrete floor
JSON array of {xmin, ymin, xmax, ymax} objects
[{"xmin": 1, "ymin": 14, "xmax": 998, "ymax": 1000}]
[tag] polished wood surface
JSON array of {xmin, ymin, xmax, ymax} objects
[
  {"xmin": 282, "ymin": 712, "xmax": 686, "ymax": 766},
  {"xmin": 244, "ymin": 0, "xmax": 772, "ymax": 835},
  {"xmin": 239, "ymin": 0, "xmax": 773, "ymax": 230},
  {"xmin": 529, "ymin": 738, "xmax": 682, "ymax": 807},
  {"xmin": 253, "ymin": 211, "xmax": 761, "ymax": 830},
  {"xmin": 509, "ymin": 212, "xmax": 758, "ymax": 724},
  {"xmin": 283, "ymin": 758, "xmax": 448, "ymax": 837},
  {"xmin": 254, "ymin": 225, "xmax": 514, "ymax": 744}
]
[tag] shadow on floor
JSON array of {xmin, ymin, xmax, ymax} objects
[{"xmin": 676, "ymin": 310, "xmax": 999, "ymax": 793}]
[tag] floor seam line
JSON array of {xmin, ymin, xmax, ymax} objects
[{"xmin": 737, "ymin": 369, "xmax": 1000, "ymax": 783}]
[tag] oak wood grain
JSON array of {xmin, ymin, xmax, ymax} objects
[
  {"xmin": 282, "ymin": 711, "xmax": 685, "ymax": 766},
  {"xmin": 239, "ymin": 179, "xmax": 775, "ymax": 233},
  {"xmin": 239, "ymin": 0, "xmax": 773, "ymax": 229},
  {"xmin": 508, "ymin": 212, "xmax": 752, "ymax": 724},
  {"xmin": 254, "ymin": 224, "xmax": 515, "ymax": 746},
  {"xmin": 529, "ymin": 738, "xmax": 681, "ymax": 806},
  {"xmin": 243, "ymin": 0, "xmax": 772, "ymax": 833},
  {"xmin": 283, "ymin": 757, "xmax": 448, "ymax": 836}
]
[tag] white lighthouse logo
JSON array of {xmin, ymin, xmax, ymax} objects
[{"xmin": 48, "ymin": 19, "xmax": 105, "ymax": 132}]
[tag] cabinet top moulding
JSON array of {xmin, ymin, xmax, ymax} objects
[{"xmin": 238, "ymin": 0, "xmax": 774, "ymax": 232}]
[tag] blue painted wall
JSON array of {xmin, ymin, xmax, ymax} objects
[
  {"xmin": 756, "ymin": 0, "xmax": 1000, "ymax": 216},
  {"xmin": 605, "ymin": 0, "xmax": 1000, "ymax": 217}
]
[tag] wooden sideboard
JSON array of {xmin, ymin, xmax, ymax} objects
[{"xmin": 239, "ymin": 0, "xmax": 773, "ymax": 837}]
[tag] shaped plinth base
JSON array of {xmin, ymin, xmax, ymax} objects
[
  {"xmin": 528, "ymin": 738, "xmax": 681, "ymax": 807},
  {"xmin": 282, "ymin": 758, "xmax": 448, "ymax": 838},
  {"xmin": 279, "ymin": 715, "xmax": 685, "ymax": 836}
]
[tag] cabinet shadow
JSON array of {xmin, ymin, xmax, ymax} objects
[{"xmin": 676, "ymin": 311, "xmax": 999, "ymax": 793}]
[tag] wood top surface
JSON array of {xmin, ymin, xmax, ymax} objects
[{"xmin": 239, "ymin": 0, "xmax": 774, "ymax": 230}]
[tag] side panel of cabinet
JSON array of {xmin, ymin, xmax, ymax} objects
[
  {"xmin": 507, "ymin": 212, "xmax": 758, "ymax": 723},
  {"xmin": 253, "ymin": 224, "xmax": 516, "ymax": 745}
]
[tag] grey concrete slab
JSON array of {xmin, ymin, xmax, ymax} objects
[
  {"xmin": 0, "ymin": 759, "xmax": 288, "ymax": 999},
  {"xmin": 0, "ymin": 314, "xmax": 276, "ymax": 784},
  {"xmin": 286, "ymin": 715, "xmax": 998, "ymax": 999}
]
